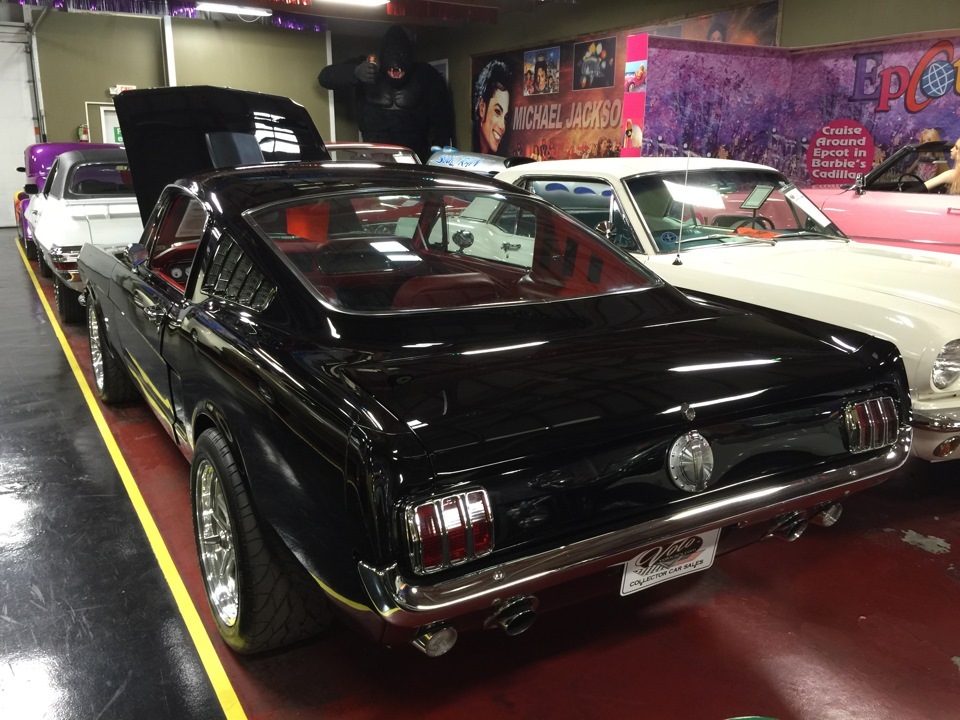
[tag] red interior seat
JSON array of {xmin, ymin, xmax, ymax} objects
[{"xmin": 392, "ymin": 272, "xmax": 499, "ymax": 309}]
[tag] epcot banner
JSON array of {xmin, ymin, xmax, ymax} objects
[
  {"xmin": 470, "ymin": 22, "xmax": 958, "ymax": 187},
  {"xmin": 640, "ymin": 33, "xmax": 960, "ymax": 185}
]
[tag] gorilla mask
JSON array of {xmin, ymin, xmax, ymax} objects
[{"xmin": 380, "ymin": 26, "xmax": 415, "ymax": 86}]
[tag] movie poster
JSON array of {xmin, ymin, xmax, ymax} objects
[
  {"xmin": 472, "ymin": 36, "xmax": 625, "ymax": 160},
  {"xmin": 621, "ymin": 33, "xmax": 648, "ymax": 158},
  {"xmin": 523, "ymin": 46, "xmax": 560, "ymax": 96}
]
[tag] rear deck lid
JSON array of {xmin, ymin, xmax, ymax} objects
[{"xmin": 113, "ymin": 85, "xmax": 331, "ymax": 224}]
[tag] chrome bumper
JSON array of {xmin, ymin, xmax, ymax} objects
[
  {"xmin": 358, "ymin": 427, "xmax": 911, "ymax": 629},
  {"xmin": 909, "ymin": 410, "xmax": 960, "ymax": 461},
  {"xmin": 912, "ymin": 409, "xmax": 960, "ymax": 433},
  {"xmin": 50, "ymin": 245, "xmax": 83, "ymax": 286}
]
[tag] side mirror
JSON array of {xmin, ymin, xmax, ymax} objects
[
  {"xmin": 16, "ymin": 166, "xmax": 25, "ymax": 173},
  {"xmin": 452, "ymin": 229, "xmax": 474, "ymax": 251},
  {"xmin": 126, "ymin": 243, "xmax": 149, "ymax": 266},
  {"xmin": 24, "ymin": 183, "xmax": 39, "ymax": 195},
  {"xmin": 853, "ymin": 173, "xmax": 865, "ymax": 195}
]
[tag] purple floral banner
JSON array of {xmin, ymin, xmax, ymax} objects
[{"xmin": 644, "ymin": 34, "xmax": 960, "ymax": 184}]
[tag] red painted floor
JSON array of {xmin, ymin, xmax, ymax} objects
[{"xmin": 30, "ymin": 249, "xmax": 960, "ymax": 719}]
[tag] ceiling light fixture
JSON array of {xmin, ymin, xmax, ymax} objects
[
  {"xmin": 316, "ymin": 0, "xmax": 389, "ymax": 6},
  {"xmin": 195, "ymin": 2, "xmax": 273, "ymax": 16}
]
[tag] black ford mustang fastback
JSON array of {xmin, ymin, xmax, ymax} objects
[{"xmin": 77, "ymin": 87, "xmax": 911, "ymax": 658}]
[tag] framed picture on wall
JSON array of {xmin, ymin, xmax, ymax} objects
[{"xmin": 429, "ymin": 59, "xmax": 449, "ymax": 85}]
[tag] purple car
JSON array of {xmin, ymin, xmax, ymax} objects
[{"xmin": 16, "ymin": 142, "xmax": 119, "ymax": 259}]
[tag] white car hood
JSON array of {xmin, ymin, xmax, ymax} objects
[
  {"xmin": 640, "ymin": 239, "xmax": 960, "ymax": 391},
  {"xmin": 645, "ymin": 240, "xmax": 960, "ymax": 315}
]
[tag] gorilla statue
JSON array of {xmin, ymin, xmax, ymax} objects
[{"xmin": 318, "ymin": 26, "xmax": 455, "ymax": 162}]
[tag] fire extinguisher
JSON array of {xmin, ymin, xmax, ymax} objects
[{"xmin": 77, "ymin": 124, "xmax": 90, "ymax": 142}]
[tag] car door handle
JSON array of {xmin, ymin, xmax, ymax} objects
[
  {"xmin": 948, "ymin": 207, "xmax": 960, "ymax": 216},
  {"xmin": 133, "ymin": 294, "xmax": 165, "ymax": 321}
]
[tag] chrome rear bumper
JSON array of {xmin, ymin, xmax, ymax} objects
[{"xmin": 358, "ymin": 427, "xmax": 911, "ymax": 630}]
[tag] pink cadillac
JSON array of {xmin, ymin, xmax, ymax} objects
[{"xmin": 803, "ymin": 139, "xmax": 960, "ymax": 254}]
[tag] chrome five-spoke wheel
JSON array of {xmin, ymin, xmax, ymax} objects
[
  {"xmin": 194, "ymin": 457, "xmax": 239, "ymax": 628},
  {"xmin": 87, "ymin": 302, "xmax": 105, "ymax": 392}
]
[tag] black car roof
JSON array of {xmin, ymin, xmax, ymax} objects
[
  {"xmin": 55, "ymin": 147, "xmax": 129, "ymax": 167},
  {"xmin": 46, "ymin": 147, "xmax": 131, "ymax": 199},
  {"xmin": 173, "ymin": 161, "xmax": 526, "ymax": 218}
]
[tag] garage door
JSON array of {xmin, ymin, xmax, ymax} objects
[{"xmin": 0, "ymin": 26, "xmax": 38, "ymax": 228}]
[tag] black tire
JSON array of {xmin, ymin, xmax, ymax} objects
[
  {"xmin": 190, "ymin": 428, "xmax": 331, "ymax": 654},
  {"xmin": 37, "ymin": 248, "xmax": 52, "ymax": 278},
  {"xmin": 87, "ymin": 297, "xmax": 138, "ymax": 403},
  {"xmin": 55, "ymin": 277, "xmax": 84, "ymax": 324},
  {"xmin": 24, "ymin": 238, "xmax": 37, "ymax": 261}
]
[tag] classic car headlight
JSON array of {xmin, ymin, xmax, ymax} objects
[{"xmin": 932, "ymin": 340, "xmax": 960, "ymax": 390}]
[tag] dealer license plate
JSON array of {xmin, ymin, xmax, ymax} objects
[{"xmin": 620, "ymin": 528, "xmax": 720, "ymax": 596}]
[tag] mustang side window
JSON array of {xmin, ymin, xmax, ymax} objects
[{"xmin": 148, "ymin": 194, "xmax": 207, "ymax": 292}]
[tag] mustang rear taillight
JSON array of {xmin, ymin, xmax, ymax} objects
[
  {"xmin": 407, "ymin": 489, "xmax": 493, "ymax": 574},
  {"xmin": 844, "ymin": 397, "xmax": 899, "ymax": 453}
]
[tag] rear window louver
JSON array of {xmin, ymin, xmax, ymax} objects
[{"xmin": 203, "ymin": 238, "xmax": 275, "ymax": 312}]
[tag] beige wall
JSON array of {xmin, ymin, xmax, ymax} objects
[
  {"xmin": 34, "ymin": 12, "xmax": 331, "ymax": 143},
  {"xmin": 31, "ymin": 2, "xmax": 960, "ymax": 149},
  {"xmin": 780, "ymin": 0, "xmax": 960, "ymax": 46},
  {"xmin": 35, "ymin": 13, "xmax": 165, "ymax": 143},
  {"xmin": 171, "ymin": 18, "xmax": 330, "ymax": 134}
]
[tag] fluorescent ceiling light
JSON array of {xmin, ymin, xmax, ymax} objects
[
  {"xmin": 316, "ymin": 0, "xmax": 390, "ymax": 6},
  {"xmin": 196, "ymin": 2, "xmax": 273, "ymax": 16}
]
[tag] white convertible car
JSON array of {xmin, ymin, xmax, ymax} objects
[
  {"xmin": 497, "ymin": 157, "xmax": 960, "ymax": 463},
  {"xmin": 31, "ymin": 146, "xmax": 142, "ymax": 324}
]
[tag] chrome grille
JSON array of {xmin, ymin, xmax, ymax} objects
[{"xmin": 843, "ymin": 397, "xmax": 899, "ymax": 453}]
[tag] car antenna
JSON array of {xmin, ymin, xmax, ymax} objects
[{"xmin": 673, "ymin": 154, "xmax": 692, "ymax": 266}]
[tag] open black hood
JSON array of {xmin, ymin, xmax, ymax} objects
[{"xmin": 114, "ymin": 85, "xmax": 330, "ymax": 223}]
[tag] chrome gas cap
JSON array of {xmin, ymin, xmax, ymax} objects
[{"xmin": 667, "ymin": 431, "xmax": 714, "ymax": 492}]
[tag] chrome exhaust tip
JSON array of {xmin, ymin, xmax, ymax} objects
[
  {"xmin": 484, "ymin": 595, "xmax": 538, "ymax": 636},
  {"xmin": 769, "ymin": 511, "xmax": 809, "ymax": 542},
  {"xmin": 810, "ymin": 502, "xmax": 843, "ymax": 527},
  {"xmin": 410, "ymin": 624, "xmax": 458, "ymax": 657}
]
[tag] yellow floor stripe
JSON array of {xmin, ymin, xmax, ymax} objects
[{"xmin": 18, "ymin": 242, "xmax": 248, "ymax": 720}]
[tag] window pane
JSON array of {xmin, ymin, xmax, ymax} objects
[{"xmin": 248, "ymin": 189, "xmax": 660, "ymax": 312}]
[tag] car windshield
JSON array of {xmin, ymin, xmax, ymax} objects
[
  {"xmin": 66, "ymin": 162, "xmax": 135, "ymax": 198},
  {"xmin": 623, "ymin": 169, "xmax": 845, "ymax": 253},
  {"xmin": 327, "ymin": 146, "xmax": 420, "ymax": 164},
  {"xmin": 867, "ymin": 142, "xmax": 952, "ymax": 188},
  {"xmin": 247, "ymin": 189, "xmax": 661, "ymax": 312}
]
